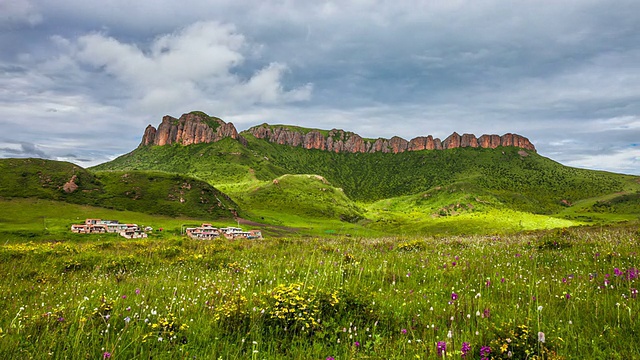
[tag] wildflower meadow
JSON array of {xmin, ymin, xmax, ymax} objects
[{"xmin": 0, "ymin": 226, "xmax": 639, "ymax": 359}]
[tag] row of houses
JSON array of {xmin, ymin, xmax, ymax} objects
[
  {"xmin": 70, "ymin": 219, "xmax": 148, "ymax": 239},
  {"xmin": 70, "ymin": 219, "xmax": 263, "ymax": 240},
  {"xmin": 186, "ymin": 223, "xmax": 262, "ymax": 240}
]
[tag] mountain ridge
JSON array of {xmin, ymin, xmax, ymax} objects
[{"xmin": 139, "ymin": 111, "xmax": 536, "ymax": 153}]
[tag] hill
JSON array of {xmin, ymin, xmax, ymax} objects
[
  {"xmin": 233, "ymin": 173, "xmax": 365, "ymax": 222},
  {"xmin": 0, "ymin": 158, "xmax": 238, "ymax": 219},
  {"xmin": 91, "ymin": 111, "xmax": 640, "ymax": 234},
  {"xmin": 97, "ymin": 132, "xmax": 637, "ymax": 212}
]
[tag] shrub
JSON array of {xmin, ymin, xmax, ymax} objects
[
  {"xmin": 488, "ymin": 322, "xmax": 562, "ymax": 359},
  {"xmin": 261, "ymin": 283, "xmax": 320, "ymax": 335}
]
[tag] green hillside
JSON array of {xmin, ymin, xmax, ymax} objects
[
  {"xmin": 97, "ymin": 133, "xmax": 639, "ymax": 205},
  {"xmin": 93, "ymin": 138, "xmax": 285, "ymax": 185},
  {"xmin": 0, "ymin": 158, "xmax": 238, "ymax": 219},
  {"xmin": 232, "ymin": 174, "xmax": 364, "ymax": 222},
  {"xmin": 71, "ymin": 122, "xmax": 640, "ymax": 233}
]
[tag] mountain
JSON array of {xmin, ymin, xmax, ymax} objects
[
  {"xmin": 140, "ymin": 111, "xmax": 246, "ymax": 147},
  {"xmin": 92, "ymin": 111, "xmax": 640, "ymax": 234},
  {"xmin": 138, "ymin": 111, "xmax": 535, "ymax": 153},
  {"xmin": 0, "ymin": 158, "xmax": 238, "ymax": 219}
]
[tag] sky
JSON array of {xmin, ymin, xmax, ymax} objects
[{"xmin": 1, "ymin": 0, "xmax": 639, "ymax": 174}]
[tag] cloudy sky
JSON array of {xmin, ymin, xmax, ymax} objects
[{"xmin": 1, "ymin": 0, "xmax": 639, "ymax": 174}]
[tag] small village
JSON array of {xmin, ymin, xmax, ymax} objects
[
  {"xmin": 184, "ymin": 224, "xmax": 262, "ymax": 240},
  {"xmin": 70, "ymin": 219, "xmax": 262, "ymax": 240}
]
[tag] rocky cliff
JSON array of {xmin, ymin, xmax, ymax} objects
[
  {"xmin": 139, "ymin": 112, "xmax": 536, "ymax": 153},
  {"xmin": 140, "ymin": 112, "xmax": 246, "ymax": 147},
  {"xmin": 246, "ymin": 125, "xmax": 536, "ymax": 153}
]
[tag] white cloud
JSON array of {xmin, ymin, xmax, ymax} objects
[
  {"xmin": 564, "ymin": 147, "xmax": 640, "ymax": 175},
  {"xmin": 68, "ymin": 21, "xmax": 312, "ymax": 113},
  {"xmin": 234, "ymin": 63, "xmax": 312, "ymax": 104}
]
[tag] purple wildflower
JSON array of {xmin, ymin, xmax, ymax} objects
[
  {"xmin": 437, "ymin": 341, "xmax": 447, "ymax": 357},
  {"xmin": 401, "ymin": 328, "xmax": 407, "ymax": 334},
  {"xmin": 483, "ymin": 308, "xmax": 491, "ymax": 318},
  {"xmin": 627, "ymin": 268, "xmax": 639, "ymax": 280},
  {"xmin": 631, "ymin": 288, "xmax": 638, "ymax": 298},
  {"xmin": 614, "ymin": 268, "xmax": 623, "ymax": 277},
  {"xmin": 326, "ymin": 357, "xmax": 335, "ymax": 360},
  {"xmin": 57, "ymin": 317, "xmax": 65, "ymax": 322},
  {"xmin": 135, "ymin": 288, "xmax": 141, "ymax": 295},
  {"xmin": 103, "ymin": 352, "xmax": 111, "ymax": 359},
  {"xmin": 485, "ymin": 279, "xmax": 491, "ymax": 287},
  {"xmin": 480, "ymin": 345, "xmax": 491, "ymax": 359},
  {"xmin": 461, "ymin": 342, "xmax": 471, "ymax": 358},
  {"xmin": 451, "ymin": 292, "xmax": 459, "ymax": 301},
  {"xmin": 121, "ymin": 294, "xmax": 127, "ymax": 299},
  {"xmin": 353, "ymin": 341, "xmax": 360, "ymax": 347},
  {"xmin": 565, "ymin": 293, "xmax": 571, "ymax": 300}
]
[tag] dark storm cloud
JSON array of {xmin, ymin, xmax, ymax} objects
[{"xmin": 0, "ymin": 0, "xmax": 639, "ymax": 173}]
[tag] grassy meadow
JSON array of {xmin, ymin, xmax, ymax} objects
[
  {"xmin": 1, "ymin": 205, "xmax": 639, "ymax": 359},
  {"xmin": 2, "ymin": 139, "xmax": 640, "ymax": 359}
]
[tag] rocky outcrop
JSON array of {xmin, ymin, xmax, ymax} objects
[
  {"xmin": 478, "ymin": 134, "xmax": 501, "ymax": 149},
  {"xmin": 63, "ymin": 175, "xmax": 78, "ymax": 193},
  {"xmin": 461, "ymin": 133, "xmax": 478, "ymax": 148},
  {"xmin": 443, "ymin": 132, "xmax": 461, "ymax": 149},
  {"xmin": 139, "ymin": 112, "xmax": 246, "ymax": 147},
  {"xmin": 246, "ymin": 124, "xmax": 535, "ymax": 153},
  {"xmin": 407, "ymin": 136, "xmax": 442, "ymax": 151},
  {"xmin": 139, "ymin": 112, "xmax": 536, "ymax": 153}
]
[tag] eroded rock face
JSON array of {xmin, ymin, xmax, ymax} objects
[
  {"xmin": 461, "ymin": 133, "xmax": 478, "ymax": 148},
  {"xmin": 443, "ymin": 132, "xmax": 461, "ymax": 149},
  {"xmin": 139, "ymin": 112, "xmax": 246, "ymax": 147},
  {"xmin": 247, "ymin": 124, "xmax": 535, "ymax": 153},
  {"xmin": 478, "ymin": 134, "xmax": 501, "ymax": 149},
  {"xmin": 63, "ymin": 175, "xmax": 78, "ymax": 193},
  {"xmin": 139, "ymin": 112, "xmax": 536, "ymax": 153}
]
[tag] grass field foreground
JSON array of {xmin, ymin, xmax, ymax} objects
[{"xmin": 0, "ymin": 226, "xmax": 639, "ymax": 359}]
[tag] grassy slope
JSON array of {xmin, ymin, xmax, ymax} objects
[
  {"xmin": 0, "ymin": 158, "xmax": 238, "ymax": 219},
  {"xmin": 92, "ymin": 138, "xmax": 285, "ymax": 185},
  {"xmin": 93, "ymin": 134, "xmax": 640, "ymax": 233},
  {"xmin": 232, "ymin": 174, "xmax": 364, "ymax": 221}
]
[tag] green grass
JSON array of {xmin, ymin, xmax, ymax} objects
[
  {"xmin": 7, "ymin": 130, "xmax": 640, "ymax": 236},
  {"xmin": 0, "ymin": 158, "xmax": 238, "ymax": 219},
  {"xmin": 0, "ymin": 198, "xmax": 286, "ymax": 241},
  {"xmin": 226, "ymin": 174, "xmax": 364, "ymax": 221},
  {"xmin": 1, "ymin": 225, "xmax": 639, "ymax": 359},
  {"xmin": 93, "ymin": 134, "xmax": 640, "ymax": 234}
]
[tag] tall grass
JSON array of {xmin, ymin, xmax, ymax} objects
[{"xmin": 1, "ymin": 226, "xmax": 638, "ymax": 359}]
